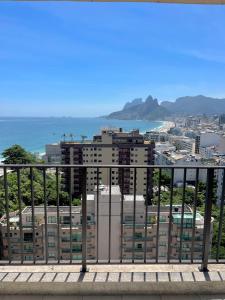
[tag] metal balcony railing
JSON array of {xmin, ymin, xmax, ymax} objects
[{"xmin": 0, "ymin": 164, "xmax": 225, "ymax": 272}]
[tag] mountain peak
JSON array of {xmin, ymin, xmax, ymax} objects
[{"xmin": 123, "ymin": 98, "xmax": 143, "ymax": 110}]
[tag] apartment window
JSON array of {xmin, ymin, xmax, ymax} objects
[
  {"xmin": 159, "ymin": 253, "xmax": 166, "ymax": 258},
  {"xmin": 24, "ymin": 233, "xmax": 33, "ymax": 242},
  {"xmin": 26, "ymin": 216, "xmax": 32, "ymax": 223},
  {"xmin": 48, "ymin": 242, "xmax": 55, "ymax": 248},
  {"xmin": 62, "ymin": 216, "xmax": 70, "ymax": 225},
  {"xmin": 24, "ymin": 256, "xmax": 33, "ymax": 261},
  {"xmin": 159, "ymin": 231, "xmax": 167, "ymax": 237},
  {"xmin": 136, "ymin": 243, "xmax": 143, "ymax": 249},
  {"xmin": 48, "ymin": 252, "xmax": 56, "ymax": 258},
  {"xmin": 159, "ymin": 242, "xmax": 166, "ymax": 246},
  {"xmin": 134, "ymin": 232, "xmax": 142, "ymax": 239},
  {"xmin": 48, "ymin": 216, "xmax": 57, "ymax": 224},
  {"xmin": 5, "ymin": 233, "xmax": 12, "ymax": 237},
  {"xmin": 125, "ymin": 216, "xmax": 133, "ymax": 222}
]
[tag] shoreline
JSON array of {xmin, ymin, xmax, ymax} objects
[
  {"xmin": 154, "ymin": 121, "xmax": 174, "ymax": 133},
  {"xmin": 0, "ymin": 118, "xmax": 166, "ymax": 163}
]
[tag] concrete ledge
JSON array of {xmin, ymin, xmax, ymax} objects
[{"xmin": 0, "ymin": 270, "xmax": 225, "ymax": 295}]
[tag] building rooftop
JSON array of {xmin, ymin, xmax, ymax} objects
[{"xmin": 22, "ymin": 206, "xmax": 81, "ymax": 214}]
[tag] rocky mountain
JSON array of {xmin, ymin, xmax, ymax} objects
[
  {"xmin": 161, "ymin": 95, "xmax": 225, "ymax": 115},
  {"xmin": 123, "ymin": 98, "xmax": 143, "ymax": 110},
  {"xmin": 106, "ymin": 95, "xmax": 225, "ymax": 120},
  {"xmin": 107, "ymin": 96, "xmax": 169, "ymax": 121}
]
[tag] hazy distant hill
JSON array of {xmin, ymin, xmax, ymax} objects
[
  {"xmin": 106, "ymin": 94, "xmax": 225, "ymax": 120},
  {"xmin": 161, "ymin": 95, "xmax": 225, "ymax": 115},
  {"xmin": 107, "ymin": 96, "xmax": 169, "ymax": 121}
]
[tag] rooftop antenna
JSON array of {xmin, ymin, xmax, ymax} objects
[
  {"xmin": 61, "ymin": 133, "xmax": 67, "ymax": 142},
  {"xmin": 81, "ymin": 135, "xmax": 87, "ymax": 143},
  {"xmin": 69, "ymin": 133, "xmax": 75, "ymax": 141}
]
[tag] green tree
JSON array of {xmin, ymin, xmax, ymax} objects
[{"xmin": 2, "ymin": 145, "xmax": 38, "ymax": 164}]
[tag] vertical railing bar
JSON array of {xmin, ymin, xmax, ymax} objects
[
  {"xmin": 108, "ymin": 167, "xmax": 112, "ymax": 263},
  {"xmin": 17, "ymin": 168, "xmax": 24, "ymax": 264},
  {"xmin": 216, "ymin": 168, "xmax": 225, "ymax": 262},
  {"xmin": 4, "ymin": 166, "xmax": 11, "ymax": 264},
  {"xmin": 179, "ymin": 168, "xmax": 186, "ymax": 263},
  {"xmin": 144, "ymin": 167, "xmax": 148, "ymax": 263},
  {"xmin": 167, "ymin": 168, "xmax": 174, "ymax": 263},
  {"xmin": 191, "ymin": 168, "xmax": 199, "ymax": 263},
  {"xmin": 56, "ymin": 167, "xmax": 60, "ymax": 264},
  {"xmin": 132, "ymin": 168, "xmax": 137, "ymax": 263},
  {"xmin": 120, "ymin": 168, "xmax": 124, "ymax": 263},
  {"xmin": 96, "ymin": 167, "xmax": 99, "ymax": 263},
  {"xmin": 200, "ymin": 168, "xmax": 214, "ymax": 272},
  {"xmin": 69, "ymin": 167, "xmax": 73, "ymax": 263},
  {"xmin": 156, "ymin": 168, "xmax": 161, "ymax": 263},
  {"xmin": 43, "ymin": 168, "xmax": 48, "ymax": 264},
  {"xmin": 81, "ymin": 167, "xmax": 87, "ymax": 272},
  {"xmin": 30, "ymin": 167, "xmax": 36, "ymax": 264}
]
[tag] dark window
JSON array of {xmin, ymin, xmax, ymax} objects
[{"xmin": 24, "ymin": 233, "xmax": 33, "ymax": 242}]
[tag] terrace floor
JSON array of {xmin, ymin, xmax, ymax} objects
[{"xmin": 0, "ymin": 264, "xmax": 225, "ymax": 299}]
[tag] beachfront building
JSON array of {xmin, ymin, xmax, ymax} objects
[
  {"xmin": 168, "ymin": 136, "xmax": 195, "ymax": 154},
  {"xmin": 43, "ymin": 143, "xmax": 62, "ymax": 164},
  {"xmin": 154, "ymin": 150, "xmax": 210, "ymax": 185},
  {"xmin": 0, "ymin": 185, "xmax": 212, "ymax": 262},
  {"xmin": 60, "ymin": 128, "xmax": 155, "ymax": 201}
]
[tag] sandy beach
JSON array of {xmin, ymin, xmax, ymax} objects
[{"xmin": 156, "ymin": 121, "xmax": 175, "ymax": 133}]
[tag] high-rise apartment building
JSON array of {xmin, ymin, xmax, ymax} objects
[{"xmin": 60, "ymin": 128, "xmax": 155, "ymax": 201}]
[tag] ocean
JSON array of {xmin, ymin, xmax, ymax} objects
[{"xmin": 0, "ymin": 117, "xmax": 163, "ymax": 158}]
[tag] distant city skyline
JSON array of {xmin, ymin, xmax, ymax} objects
[{"xmin": 1, "ymin": 2, "xmax": 225, "ymax": 117}]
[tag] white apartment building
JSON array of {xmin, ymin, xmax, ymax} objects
[
  {"xmin": 155, "ymin": 142, "xmax": 176, "ymax": 153},
  {"xmin": 168, "ymin": 136, "xmax": 195, "ymax": 154},
  {"xmin": 144, "ymin": 131, "xmax": 169, "ymax": 143},
  {"xmin": 155, "ymin": 151, "xmax": 208, "ymax": 185},
  {"xmin": 0, "ymin": 185, "xmax": 213, "ymax": 262},
  {"xmin": 43, "ymin": 143, "xmax": 62, "ymax": 164}
]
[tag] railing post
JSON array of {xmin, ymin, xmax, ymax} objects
[
  {"xmin": 200, "ymin": 168, "xmax": 214, "ymax": 272},
  {"xmin": 81, "ymin": 167, "xmax": 88, "ymax": 272}
]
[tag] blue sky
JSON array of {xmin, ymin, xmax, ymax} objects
[{"xmin": 1, "ymin": 2, "xmax": 225, "ymax": 117}]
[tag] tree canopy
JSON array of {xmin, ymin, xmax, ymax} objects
[{"xmin": 2, "ymin": 144, "xmax": 38, "ymax": 164}]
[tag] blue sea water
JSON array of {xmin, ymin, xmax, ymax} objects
[{"xmin": 0, "ymin": 117, "xmax": 163, "ymax": 158}]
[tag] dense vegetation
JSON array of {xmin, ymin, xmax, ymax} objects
[{"xmin": 0, "ymin": 145, "xmax": 80, "ymax": 216}]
